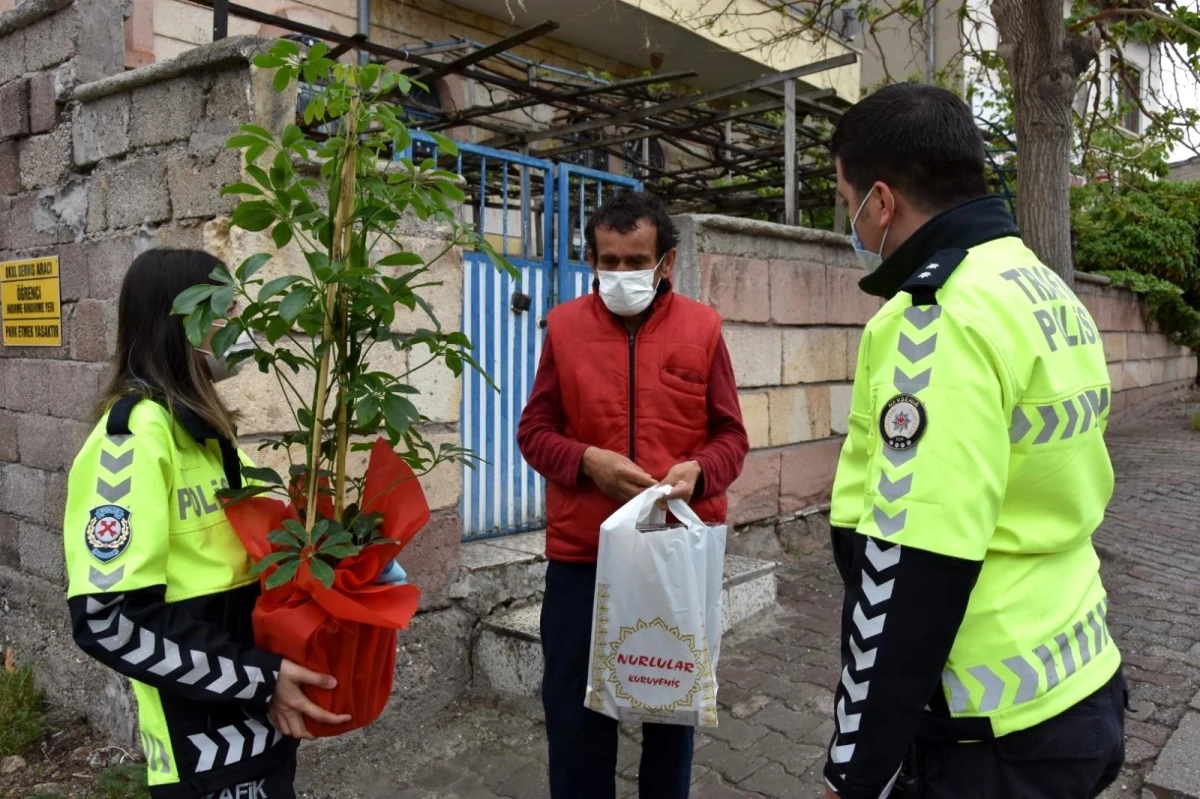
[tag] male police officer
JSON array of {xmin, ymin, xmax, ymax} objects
[{"xmin": 822, "ymin": 84, "xmax": 1126, "ymax": 799}]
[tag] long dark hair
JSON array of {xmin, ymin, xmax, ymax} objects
[{"xmin": 96, "ymin": 249, "xmax": 239, "ymax": 441}]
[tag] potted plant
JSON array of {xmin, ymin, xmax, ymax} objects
[{"xmin": 174, "ymin": 39, "xmax": 509, "ymax": 735}]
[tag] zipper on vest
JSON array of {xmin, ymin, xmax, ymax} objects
[{"xmin": 628, "ymin": 331, "xmax": 637, "ymax": 461}]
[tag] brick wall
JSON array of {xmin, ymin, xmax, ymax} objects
[{"xmin": 672, "ymin": 214, "xmax": 1198, "ymax": 530}]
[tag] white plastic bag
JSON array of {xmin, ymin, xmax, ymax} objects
[{"xmin": 585, "ymin": 486, "xmax": 727, "ymax": 727}]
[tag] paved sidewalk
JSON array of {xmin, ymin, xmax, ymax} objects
[{"xmin": 297, "ymin": 390, "xmax": 1200, "ymax": 799}]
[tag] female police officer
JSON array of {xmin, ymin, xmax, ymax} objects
[{"xmin": 63, "ymin": 249, "xmax": 349, "ymax": 798}]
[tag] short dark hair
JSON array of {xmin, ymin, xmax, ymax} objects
[
  {"xmin": 832, "ymin": 83, "xmax": 987, "ymax": 213},
  {"xmin": 585, "ymin": 190, "xmax": 678, "ymax": 261}
]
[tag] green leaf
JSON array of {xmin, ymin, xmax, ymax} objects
[
  {"xmin": 209, "ymin": 318, "xmax": 240, "ymax": 354},
  {"xmin": 210, "ymin": 285, "xmax": 235, "ymax": 316},
  {"xmin": 273, "ymin": 67, "xmax": 292, "ymax": 93},
  {"xmin": 236, "ymin": 253, "xmax": 272, "ymax": 282},
  {"xmin": 308, "ymin": 556, "xmax": 335, "ymax": 588},
  {"xmin": 271, "ymin": 222, "xmax": 294, "ymax": 249},
  {"xmin": 382, "ymin": 395, "xmax": 419, "ymax": 435},
  {"xmin": 227, "ymin": 134, "xmax": 266, "ymax": 150},
  {"xmin": 241, "ymin": 124, "xmax": 275, "ymax": 141},
  {"xmin": 356, "ymin": 395, "xmax": 380, "ymax": 428},
  {"xmin": 253, "ymin": 54, "xmax": 286, "ymax": 69},
  {"xmin": 309, "ymin": 41, "xmax": 329, "ymax": 61},
  {"xmin": 244, "ymin": 142, "xmax": 268, "ymax": 166},
  {"xmin": 246, "ymin": 165, "xmax": 271, "ymax": 189},
  {"xmin": 184, "ymin": 306, "xmax": 212, "ymax": 346},
  {"xmin": 281, "ymin": 124, "xmax": 304, "ymax": 149},
  {"xmin": 318, "ymin": 544, "xmax": 360, "ymax": 560},
  {"xmin": 377, "ymin": 251, "xmax": 424, "ymax": 267},
  {"xmin": 221, "ymin": 182, "xmax": 264, "ymax": 197},
  {"xmin": 279, "ymin": 286, "xmax": 316, "ymax": 324},
  {"xmin": 242, "ymin": 466, "xmax": 284, "ymax": 486},
  {"xmin": 258, "ymin": 274, "xmax": 301, "ymax": 302},
  {"xmin": 268, "ymin": 526, "xmax": 306, "ymax": 548},
  {"xmin": 304, "ymin": 251, "xmax": 333, "ymax": 280},
  {"xmin": 438, "ymin": 181, "xmax": 466, "ymax": 204},
  {"xmin": 231, "ymin": 201, "xmax": 277, "ymax": 233},
  {"xmin": 172, "ymin": 284, "xmax": 216, "ymax": 315},
  {"xmin": 250, "ymin": 550, "xmax": 293, "ymax": 576},
  {"xmin": 427, "ymin": 132, "xmax": 458, "ymax": 157},
  {"xmin": 275, "ymin": 39, "xmax": 300, "ymax": 57},
  {"xmin": 266, "ymin": 559, "xmax": 301, "ymax": 590}
]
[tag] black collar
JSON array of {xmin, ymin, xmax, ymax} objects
[
  {"xmin": 174, "ymin": 403, "xmax": 223, "ymax": 444},
  {"xmin": 859, "ymin": 196, "xmax": 1020, "ymax": 299}
]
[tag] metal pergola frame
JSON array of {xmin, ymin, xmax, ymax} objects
[{"xmin": 194, "ymin": 0, "xmax": 856, "ymax": 222}]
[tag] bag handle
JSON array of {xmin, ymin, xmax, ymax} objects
[
  {"xmin": 666, "ymin": 497, "xmax": 708, "ymax": 534},
  {"xmin": 601, "ymin": 486, "xmax": 711, "ymax": 535}
]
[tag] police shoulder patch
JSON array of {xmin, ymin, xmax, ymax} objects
[
  {"xmin": 879, "ymin": 394, "xmax": 927, "ymax": 450},
  {"xmin": 85, "ymin": 505, "xmax": 132, "ymax": 563}
]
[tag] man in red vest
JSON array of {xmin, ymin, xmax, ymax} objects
[{"xmin": 518, "ymin": 190, "xmax": 749, "ymax": 799}]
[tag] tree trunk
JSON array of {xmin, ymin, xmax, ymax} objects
[{"xmin": 991, "ymin": 0, "xmax": 1098, "ymax": 286}]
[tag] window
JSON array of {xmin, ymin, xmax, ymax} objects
[{"xmin": 1115, "ymin": 65, "xmax": 1142, "ymax": 134}]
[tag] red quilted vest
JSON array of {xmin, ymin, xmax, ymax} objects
[{"xmin": 545, "ymin": 288, "xmax": 728, "ymax": 562}]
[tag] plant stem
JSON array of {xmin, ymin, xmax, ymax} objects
[{"xmin": 305, "ymin": 94, "xmax": 360, "ymax": 531}]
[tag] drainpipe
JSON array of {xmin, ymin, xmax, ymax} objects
[
  {"xmin": 358, "ymin": 0, "xmax": 370, "ymax": 65},
  {"xmin": 925, "ymin": 1, "xmax": 936, "ymax": 81}
]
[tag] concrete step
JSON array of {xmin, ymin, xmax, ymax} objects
[{"xmin": 473, "ymin": 553, "xmax": 778, "ymax": 698}]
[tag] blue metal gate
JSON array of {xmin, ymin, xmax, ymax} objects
[
  {"xmin": 556, "ymin": 163, "xmax": 642, "ymax": 305},
  {"xmin": 400, "ymin": 134, "xmax": 641, "ymax": 540}
]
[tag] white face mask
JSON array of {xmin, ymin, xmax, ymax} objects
[
  {"xmin": 596, "ymin": 254, "xmax": 665, "ymax": 317},
  {"xmin": 199, "ymin": 328, "xmax": 255, "ymax": 383},
  {"xmin": 850, "ymin": 187, "xmax": 891, "ymax": 274}
]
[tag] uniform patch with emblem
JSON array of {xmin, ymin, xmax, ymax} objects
[
  {"xmin": 85, "ymin": 505, "xmax": 132, "ymax": 562},
  {"xmin": 879, "ymin": 394, "xmax": 927, "ymax": 450}
]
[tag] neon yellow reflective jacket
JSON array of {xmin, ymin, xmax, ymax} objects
[
  {"xmin": 64, "ymin": 396, "xmax": 292, "ymax": 797},
  {"xmin": 824, "ymin": 197, "xmax": 1120, "ymax": 795}
]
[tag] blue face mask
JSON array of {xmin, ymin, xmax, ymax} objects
[{"xmin": 850, "ymin": 187, "xmax": 891, "ymax": 273}]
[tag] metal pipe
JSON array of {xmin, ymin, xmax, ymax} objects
[
  {"xmin": 785, "ymin": 79, "xmax": 797, "ymax": 226},
  {"xmin": 926, "ymin": 0, "xmax": 936, "ymax": 81},
  {"xmin": 358, "ymin": 0, "xmax": 369, "ymax": 65}
]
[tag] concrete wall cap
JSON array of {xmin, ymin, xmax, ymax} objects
[
  {"xmin": 1076, "ymin": 272, "xmax": 1112, "ymax": 286},
  {"xmin": 676, "ymin": 213, "xmax": 855, "ymax": 251},
  {"xmin": 0, "ymin": 0, "xmax": 73, "ymax": 38},
  {"xmin": 74, "ymin": 35, "xmax": 275, "ymax": 103}
]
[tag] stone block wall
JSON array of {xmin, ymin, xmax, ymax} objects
[
  {"xmin": 0, "ymin": 0, "xmax": 304, "ymax": 739},
  {"xmin": 1075, "ymin": 276, "xmax": 1199, "ymax": 414},
  {"xmin": 672, "ymin": 214, "xmax": 1198, "ymax": 534}
]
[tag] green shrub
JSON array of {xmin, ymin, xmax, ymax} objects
[
  {"xmin": 0, "ymin": 657, "xmax": 46, "ymax": 757},
  {"xmin": 1073, "ymin": 180, "xmax": 1200, "ymax": 290},
  {"xmin": 1074, "ymin": 179, "xmax": 1200, "ymax": 349}
]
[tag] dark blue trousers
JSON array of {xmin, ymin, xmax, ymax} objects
[{"xmin": 540, "ymin": 560, "xmax": 694, "ymax": 799}]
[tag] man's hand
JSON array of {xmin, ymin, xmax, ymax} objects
[
  {"xmin": 268, "ymin": 659, "xmax": 352, "ymax": 741},
  {"xmin": 659, "ymin": 460, "xmax": 702, "ymax": 506},
  {"xmin": 825, "ymin": 787, "xmax": 839, "ymax": 799},
  {"xmin": 582, "ymin": 447, "xmax": 656, "ymax": 503}
]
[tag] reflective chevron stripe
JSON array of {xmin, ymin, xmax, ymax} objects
[
  {"xmin": 877, "ymin": 473, "xmax": 912, "ymax": 503},
  {"xmin": 943, "ymin": 601, "xmax": 1112, "ymax": 716},
  {"xmin": 81, "ymin": 598, "xmax": 266, "ymax": 698},
  {"xmin": 188, "ymin": 720, "xmax": 284, "ymax": 773},
  {"xmin": 865, "ymin": 539, "xmax": 901, "ymax": 572},
  {"xmin": 831, "ymin": 534, "xmax": 903, "ymax": 772},
  {"xmin": 1011, "ymin": 389, "xmax": 1111, "ymax": 445},
  {"xmin": 904, "ymin": 305, "xmax": 941, "ymax": 330},
  {"xmin": 853, "ymin": 603, "xmax": 886, "ymax": 639},
  {"xmin": 139, "ymin": 731, "xmax": 171, "ymax": 775},
  {"xmin": 850, "ymin": 635, "xmax": 877, "ymax": 671}
]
